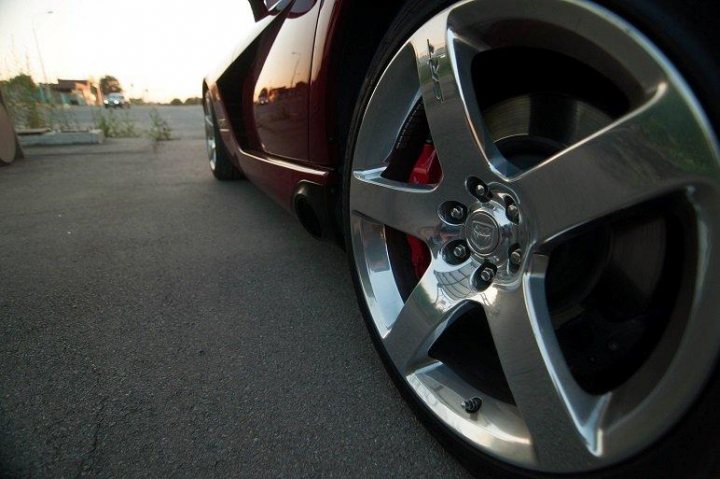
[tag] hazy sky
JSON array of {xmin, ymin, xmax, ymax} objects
[{"xmin": 0, "ymin": 0, "xmax": 255, "ymax": 102}]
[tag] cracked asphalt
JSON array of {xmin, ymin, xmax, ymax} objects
[{"xmin": 0, "ymin": 136, "xmax": 470, "ymax": 478}]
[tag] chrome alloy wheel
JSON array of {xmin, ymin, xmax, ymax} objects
[
  {"xmin": 204, "ymin": 94, "xmax": 217, "ymax": 171},
  {"xmin": 348, "ymin": 0, "xmax": 720, "ymax": 473}
]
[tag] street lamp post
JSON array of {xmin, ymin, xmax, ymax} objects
[{"xmin": 32, "ymin": 10, "xmax": 53, "ymax": 103}]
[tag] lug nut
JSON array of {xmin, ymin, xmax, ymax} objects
[
  {"xmin": 449, "ymin": 205, "xmax": 465, "ymax": 221},
  {"xmin": 510, "ymin": 248, "xmax": 522, "ymax": 266},
  {"xmin": 461, "ymin": 397, "xmax": 482, "ymax": 413},
  {"xmin": 474, "ymin": 183, "xmax": 487, "ymax": 198},
  {"xmin": 479, "ymin": 266, "xmax": 495, "ymax": 283},
  {"xmin": 506, "ymin": 203, "xmax": 519, "ymax": 222},
  {"xmin": 453, "ymin": 243, "xmax": 468, "ymax": 259}
]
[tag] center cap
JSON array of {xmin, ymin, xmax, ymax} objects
[{"xmin": 465, "ymin": 210, "xmax": 500, "ymax": 255}]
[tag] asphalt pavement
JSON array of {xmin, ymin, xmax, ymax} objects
[{"xmin": 0, "ymin": 130, "xmax": 470, "ymax": 477}]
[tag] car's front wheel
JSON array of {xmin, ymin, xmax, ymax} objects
[
  {"xmin": 344, "ymin": 0, "xmax": 720, "ymax": 477},
  {"xmin": 204, "ymin": 92, "xmax": 243, "ymax": 181}
]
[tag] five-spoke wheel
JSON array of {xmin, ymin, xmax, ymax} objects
[{"xmin": 345, "ymin": 0, "xmax": 720, "ymax": 474}]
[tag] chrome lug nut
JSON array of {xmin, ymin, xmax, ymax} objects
[
  {"xmin": 450, "ymin": 205, "xmax": 465, "ymax": 221},
  {"xmin": 461, "ymin": 397, "xmax": 482, "ymax": 413},
  {"xmin": 510, "ymin": 248, "xmax": 522, "ymax": 266},
  {"xmin": 453, "ymin": 243, "xmax": 468, "ymax": 259},
  {"xmin": 467, "ymin": 178, "xmax": 489, "ymax": 200},
  {"xmin": 507, "ymin": 204, "xmax": 520, "ymax": 222},
  {"xmin": 479, "ymin": 266, "xmax": 495, "ymax": 283}
]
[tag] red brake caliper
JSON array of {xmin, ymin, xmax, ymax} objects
[{"xmin": 407, "ymin": 142, "xmax": 442, "ymax": 278}]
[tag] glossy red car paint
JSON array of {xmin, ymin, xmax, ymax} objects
[
  {"xmin": 308, "ymin": 0, "xmax": 344, "ymax": 167},
  {"xmin": 209, "ymin": 80, "xmax": 335, "ymax": 214},
  {"xmin": 203, "ymin": 1, "xmax": 337, "ymax": 211},
  {"xmin": 204, "ymin": 0, "xmax": 347, "ymax": 215},
  {"xmin": 252, "ymin": 0, "xmax": 319, "ymax": 162}
]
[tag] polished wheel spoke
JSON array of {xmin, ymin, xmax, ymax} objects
[
  {"xmin": 350, "ymin": 169, "xmax": 442, "ymax": 240},
  {"xmin": 515, "ymin": 83, "xmax": 720, "ymax": 244},
  {"xmin": 408, "ymin": 16, "xmax": 499, "ymax": 185},
  {"xmin": 204, "ymin": 93, "xmax": 218, "ymax": 170},
  {"xmin": 477, "ymin": 256, "xmax": 604, "ymax": 468},
  {"xmin": 205, "ymin": 112, "xmax": 217, "ymax": 169},
  {"xmin": 383, "ymin": 261, "xmax": 474, "ymax": 374}
]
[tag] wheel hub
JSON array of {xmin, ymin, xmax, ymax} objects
[
  {"xmin": 446, "ymin": 188, "xmax": 525, "ymax": 285},
  {"xmin": 465, "ymin": 210, "xmax": 499, "ymax": 255}
]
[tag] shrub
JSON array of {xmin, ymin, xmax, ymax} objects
[
  {"xmin": 169, "ymin": 98, "xmax": 183, "ymax": 106},
  {"xmin": 147, "ymin": 108, "xmax": 172, "ymax": 141},
  {"xmin": 0, "ymin": 74, "xmax": 49, "ymax": 129},
  {"xmin": 93, "ymin": 109, "xmax": 139, "ymax": 138}
]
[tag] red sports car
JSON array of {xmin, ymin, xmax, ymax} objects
[{"xmin": 203, "ymin": 1, "xmax": 720, "ymax": 476}]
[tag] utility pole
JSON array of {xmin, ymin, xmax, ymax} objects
[{"xmin": 32, "ymin": 10, "xmax": 53, "ymax": 103}]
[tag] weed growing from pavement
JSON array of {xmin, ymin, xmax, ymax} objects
[
  {"xmin": 147, "ymin": 108, "xmax": 173, "ymax": 141},
  {"xmin": 93, "ymin": 109, "xmax": 139, "ymax": 138}
]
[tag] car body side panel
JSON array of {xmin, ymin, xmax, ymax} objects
[
  {"xmin": 207, "ymin": 79, "xmax": 334, "ymax": 214},
  {"xmin": 205, "ymin": 1, "xmax": 333, "ymax": 213},
  {"xmin": 252, "ymin": 0, "xmax": 320, "ymax": 162}
]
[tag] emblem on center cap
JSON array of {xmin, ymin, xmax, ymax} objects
[{"xmin": 465, "ymin": 211, "xmax": 500, "ymax": 255}]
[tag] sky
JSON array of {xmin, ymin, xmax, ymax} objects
[{"xmin": 0, "ymin": 0, "xmax": 256, "ymax": 103}]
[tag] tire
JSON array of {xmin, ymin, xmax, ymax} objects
[
  {"xmin": 204, "ymin": 92, "xmax": 243, "ymax": 181},
  {"xmin": 343, "ymin": 1, "xmax": 720, "ymax": 477}
]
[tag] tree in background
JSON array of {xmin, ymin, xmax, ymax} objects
[
  {"xmin": 184, "ymin": 97, "xmax": 202, "ymax": 105},
  {"xmin": 100, "ymin": 75, "xmax": 122, "ymax": 94},
  {"xmin": 169, "ymin": 98, "xmax": 183, "ymax": 106}
]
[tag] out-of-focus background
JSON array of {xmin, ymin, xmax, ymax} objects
[
  {"xmin": 0, "ymin": 0, "xmax": 255, "ymax": 139},
  {"xmin": 1, "ymin": 0, "xmax": 255, "ymax": 101}
]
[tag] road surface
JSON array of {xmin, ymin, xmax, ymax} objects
[{"xmin": 0, "ymin": 126, "xmax": 470, "ymax": 477}]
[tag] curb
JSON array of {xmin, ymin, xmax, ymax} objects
[{"xmin": 19, "ymin": 129, "xmax": 105, "ymax": 147}]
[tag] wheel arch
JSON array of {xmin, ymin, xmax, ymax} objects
[
  {"xmin": 320, "ymin": 1, "xmax": 409, "ymax": 244},
  {"xmin": 325, "ymin": 2, "xmax": 409, "ymax": 167}
]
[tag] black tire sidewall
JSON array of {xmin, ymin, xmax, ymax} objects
[{"xmin": 341, "ymin": 1, "xmax": 720, "ymax": 478}]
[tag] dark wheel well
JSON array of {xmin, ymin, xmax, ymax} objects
[
  {"xmin": 330, "ymin": 2, "xmax": 405, "ymax": 161},
  {"xmin": 326, "ymin": 1, "xmax": 407, "ymax": 240},
  {"xmin": 202, "ymin": 81, "xmax": 210, "ymax": 113}
]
